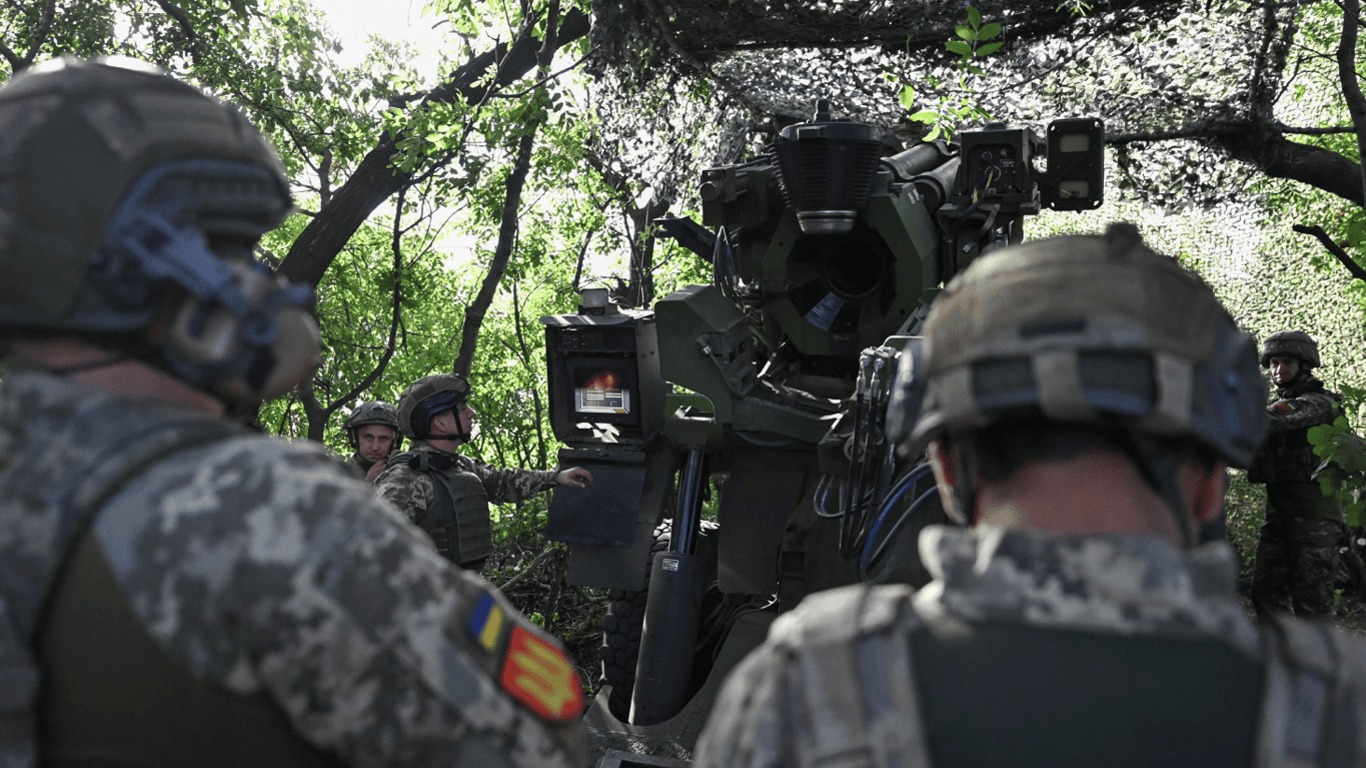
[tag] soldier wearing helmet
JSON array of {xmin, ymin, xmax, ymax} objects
[
  {"xmin": 374, "ymin": 373, "xmax": 592, "ymax": 570},
  {"xmin": 0, "ymin": 59, "xmax": 585, "ymax": 767},
  {"xmin": 1247, "ymin": 329, "xmax": 1346, "ymax": 619},
  {"xmin": 340, "ymin": 400, "xmax": 402, "ymax": 481},
  {"xmin": 694, "ymin": 224, "xmax": 1366, "ymax": 767}
]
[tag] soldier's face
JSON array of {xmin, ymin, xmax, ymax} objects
[
  {"xmin": 357, "ymin": 425, "xmax": 397, "ymax": 462},
  {"xmin": 457, "ymin": 403, "xmax": 476, "ymax": 437},
  {"xmin": 429, "ymin": 403, "xmax": 476, "ymax": 445},
  {"xmin": 1269, "ymin": 356, "xmax": 1300, "ymax": 386}
]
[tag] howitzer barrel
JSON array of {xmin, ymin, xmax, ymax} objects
[
  {"xmin": 909, "ymin": 158, "xmax": 960, "ymax": 212},
  {"xmin": 883, "ymin": 141, "xmax": 954, "ymax": 180}
]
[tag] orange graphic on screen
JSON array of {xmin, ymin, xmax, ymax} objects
[
  {"xmin": 584, "ymin": 371, "xmax": 619, "ymax": 392},
  {"xmin": 575, "ymin": 369, "xmax": 631, "ymax": 414}
]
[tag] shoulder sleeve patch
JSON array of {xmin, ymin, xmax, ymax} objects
[
  {"xmin": 499, "ymin": 625, "xmax": 585, "ymax": 722},
  {"xmin": 467, "ymin": 592, "xmax": 507, "ymax": 653},
  {"xmin": 1271, "ymin": 401, "xmax": 1299, "ymax": 414}
]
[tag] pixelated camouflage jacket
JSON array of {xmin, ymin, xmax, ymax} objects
[
  {"xmin": 0, "ymin": 371, "xmax": 585, "ymax": 768},
  {"xmin": 693, "ymin": 525, "xmax": 1366, "ymax": 768},
  {"xmin": 373, "ymin": 440, "xmax": 558, "ymax": 526},
  {"xmin": 1249, "ymin": 375, "xmax": 1343, "ymax": 484},
  {"xmin": 332, "ymin": 451, "xmax": 369, "ymax": 480}
]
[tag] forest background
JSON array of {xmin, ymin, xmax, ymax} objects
[{"xmin": 7, "ymin": 0, "xmax": 1366, "ymax": 666}]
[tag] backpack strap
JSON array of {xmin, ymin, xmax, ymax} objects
[
  {"xmin": 1254, "ymin": 616, "xmax": 1350, "ymax": 768},
  {"xmin": 768, "ymin": 585, "xmax": 932, "ymax": 768},
  {"xmin": 0, "ymin": 411, "xmax": 242, "ymax": 768}
]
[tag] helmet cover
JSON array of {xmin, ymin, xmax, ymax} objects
[
  {"xmin": 1260, "ymin": 330, "xmax": 1319, "ymax": 370},
  {"xmin": 0, "ymin": 57, "xmax": 318, "ymax": 404},
  {"xmin": 397, "ymin": 374, "xmax": 472, "ymax": 440},
  {"xmin": 344, "ymin": 401, "xmax": 401, "ymax": 449},
  {"xmin": 901, "ymin": 222, "xmax": 1268, "ymax": 468}
]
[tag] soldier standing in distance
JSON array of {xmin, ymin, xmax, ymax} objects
[
  {"xmin": 375, "ymin": 373, "xmax": 592, "ymax": 570},
  {"xmin": 0, "ymin": 58, "xmax": 585, "ymax": 768},
  {"xmin": 693, "ymin": 224, "xmax": 1366, "ymax": 768},
  {"xmin": 340, "ymin": 400, "xmax": 402, "ymax": 481},
  {"xmin": 1248, "ymin": 330, "xmax": 1346, "ymax": 619}
]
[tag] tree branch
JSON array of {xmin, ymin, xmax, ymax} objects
[
  {"xmin": 278, "ymin": 7, "xmax": 589, "ymax": 288},
  {"xmin": 452, "ymin": 1, "xmax": 560, "ymax": 376},
  {"xmin": 1294, "ymin": 223, "xmax": 1366, "ymax": 281},
  {"xmin": 1338, "ymin": 0, "xmax": 1366, "ymax": 208}
]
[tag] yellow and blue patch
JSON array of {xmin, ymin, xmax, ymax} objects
[
  {"xmin": 499, "ymin": 626, "xmax": 585, "ymax": 723},
  {"xmin": 466, "ymin": 592, "xmax": 506, "ymax": 653}
]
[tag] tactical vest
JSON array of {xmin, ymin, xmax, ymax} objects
[
  {"xmin": 0, "ymin": 400, "xmax": 344, "ymax": 768},
  {"xmin": 392, "ymin": 449, "xmax": 494, "ymax": 569},
  {"xmin": 770, "ymin": 587, "xmax": 1355, "ymax": 767},
  {"xmin": 1249, "ymin": 379, "xmax": 1343, "ymax": 485}
]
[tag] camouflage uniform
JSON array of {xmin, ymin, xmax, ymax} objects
[
  {"xmin": 694, "ymin": 525, "xmax": 1366, "ymax": 767},
  {"xmin": 375, "ymin": 440, "xmax": 558, "ymax": 567},
  {"xmin": 3, "ymin": 371, "xmax": 586, "ymax": 767},
  {"xmin": 1249, "ymin": 374, "xmax": 1345, "ymax": 618},
  {"xmin": 341, "ymin": 451, "xmax": 373, "ymax": 480}
]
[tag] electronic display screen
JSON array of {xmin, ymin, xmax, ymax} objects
[{"xmin": 573, "ymin": 367, "xmax": 633, "ymax": 417}]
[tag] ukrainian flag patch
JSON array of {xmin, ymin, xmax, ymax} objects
[
  {"xmin": 467, "ymin": 592, "xmax": 506, "ymax": 653},
  {"xmin": 499, "ymin": 625, "xmax": 585, "ymax": 722}
]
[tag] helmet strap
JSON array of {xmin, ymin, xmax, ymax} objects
[{"xmin": 421, "ymin": 408, "xmax": 470, "ymax": 444}]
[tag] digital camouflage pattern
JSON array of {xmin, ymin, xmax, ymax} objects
[
  {"xmin": 907, "ymin": 526, "xmax": 1261, "ymax": 650},
  {"xmin": 1252, "ymin": 506, "xmax": 1342, "ymax": 617},
  {"xmin": 374, "ymin": 441, "xmax": 558, "ymax": 527},
  {"xmin": 0, "ymin": 371, "xmax": 585, "ymax": 768},
  {"xmin": 343, "ymin": 451, "xmax": 373, "ymax": 478},
  {"xmin": 1248, "ymin": 376, "xmax": 1343, "ymax": 485},
  {"xmin": 1249, "ymin": 374, "xmax": 1345, "ymax": 619},
  {"xmin": 692, "ymin": 525, "xmax": 1366, "ymax": 767}
]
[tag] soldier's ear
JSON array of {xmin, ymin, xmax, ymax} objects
[
  {"xmin": 927, "ymin": 439, "xmax": 956, "ymax": 487},
  {"xmin": 927, "ymin": 439, "xmax": 962, "ymax": 524},
  {"xmin": 1186, "ymin": 460, "xmax": 1228, "ymax": 525}
]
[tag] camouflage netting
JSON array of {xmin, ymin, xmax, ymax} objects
[
  {"xmin": 585, "ymin": 0, "xmax": 1271, "ymax": 215},
  {"xmin": 588, "ymin": 0, "xmax": 1188, "ymax": 81}
]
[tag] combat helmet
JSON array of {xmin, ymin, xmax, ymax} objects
[
  {"xmin": 397, "ymin": 374, "xmax": 472, "ymax": 441},
  {"xmin": 343, "ymin": 401, "xmax": 402, "ymax": 450},
  {"xmin": 892, "ymin": 222, "xmax": 1269, "ymax": 533},
  {"xmin": 1260, "ymin": 330, "xmax": 1320, "ymax": 370},
  {"xmin": 0, "ymin": 57, "xmax": 319, "ymax": 403}
]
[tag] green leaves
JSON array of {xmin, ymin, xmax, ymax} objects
[
  {"xmin": 894, "ymin": 4, "xmax": 1003, "ymax": 141},
  {"xmin": 1309, "ymin": 415, "xmax": 1366, "ymax": 526},
  {"xmin": 950, "ymin": 5, "xmax": 1003, "ymax": 73}
]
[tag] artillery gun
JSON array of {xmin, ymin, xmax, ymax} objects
[{"xmin": 539, "ymin": 101, "xmax": 1104, "ymax": 766}]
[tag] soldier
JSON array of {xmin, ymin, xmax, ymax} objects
[
  {"xmin": 341, "ymin": 400, "xmax": 402, "ymax": 481},
  {"xmin": 0, "ymin": 58, "xmax": 585, "ymax": 768},
  {"xmin": 375, "ymin": 373, "xmax": 592, "ymax": 570},
  {"xmin": 1248, "ymin": 329, "xmax": 1346, "ymax": 619},
  {"xmin": 693, "ymin": 224, "xmax": 1366, "ymax": 767}
]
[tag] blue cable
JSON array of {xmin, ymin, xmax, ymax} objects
[{"xmin": 860, "ymin": 464, "xmax": 932, "ymax": 565}]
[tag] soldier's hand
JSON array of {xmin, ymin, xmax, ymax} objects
[
  {"xmin": 557, "ymin": 467, "xmax": 593, "ymax": 488},
  {"xmin": 366, "ymin": 458, "xmax": 387, "ymax": 482}
]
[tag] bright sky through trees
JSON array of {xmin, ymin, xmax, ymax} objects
[{"xmin": 315, "ymin": 0, "xmax": 444, "ymax": 80}]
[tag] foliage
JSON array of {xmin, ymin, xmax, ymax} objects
[
  {"xmin": 1223, "ymin": 470, "xmax": 1265, "ymax": 569},
  {"xmin": 899, "ymin": 5, "xmax": 1003, "ymax": 141},
  {"xmin": 1309, "ymin": 415, "xmax": 1366, "ymax": 527}
]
